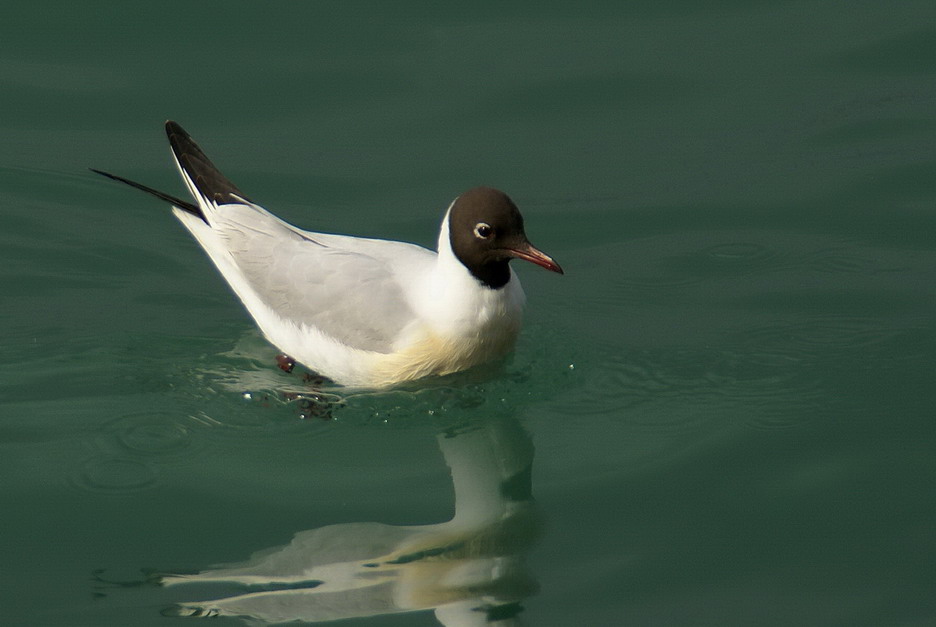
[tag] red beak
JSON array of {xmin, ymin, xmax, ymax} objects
[{"xmin": 507, "ymin": 242, "xmax": 564, "ymax": 274}]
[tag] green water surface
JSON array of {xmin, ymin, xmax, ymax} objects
[{"xmin": 1, "ymin": 2, "xmax": 935, "ymax": 625}]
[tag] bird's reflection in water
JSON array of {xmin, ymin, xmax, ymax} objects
[{"xmin": 161, "ymin": 416, "xmax": 540, "ymax": 626}]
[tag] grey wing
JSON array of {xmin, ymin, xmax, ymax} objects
[{"xmin": 222, "ymin": 213, "xmax": 418, "ymax": 354}]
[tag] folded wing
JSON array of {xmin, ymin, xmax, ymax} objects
[
  {"xmin": 207, "ymin": 204, "xmax": 421, "ymax": 353},
  {"xmin": 164, "ymin": 121, "xmax": 426, "ymax": 354}
]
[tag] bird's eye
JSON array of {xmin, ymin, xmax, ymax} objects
[{"xmin": 474, "ymin": 222, "xmax": 493, "ymax": 239}]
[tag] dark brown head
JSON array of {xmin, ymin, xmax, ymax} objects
[{"xmin": 447, "ymin": 187, "xmax": 563, "ymax": 289}]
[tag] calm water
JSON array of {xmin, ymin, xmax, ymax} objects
[{"xmin": 2, "ymin": 2, "xmax": 935, "ymax": 625}]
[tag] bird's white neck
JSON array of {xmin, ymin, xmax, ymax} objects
[{"xmin": 421, "ymin": 208, "xmax": 526, "ymax": 339}]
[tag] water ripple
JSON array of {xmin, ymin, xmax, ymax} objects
[
  {"xmin": 738, "ymin": 315, "xmax": 901, "ymax": 355},
  {"xmin": 552, "ymin": 349, "xmax": 712, "ymax": 428},
  {"xmin": 100, "ymin": 411, "xmax": 199, "ymax": 458},
  {"xmin": 69, "ymin": 456, "xmax": 158, "ymax": 494},
  {"xmin": 702, "ymin": 241, "xmax": 776, "ymax": 262},
  {"xmin": 554, "ymin": 343, "xmax": 825, "ymax": 433},
  {"xmin": 806, "ymin": 246, "xmax": 909, "ymax": 276},
  {"xmin": 575, "ymin": 233, "xmax": 791, "ymax": 313}
]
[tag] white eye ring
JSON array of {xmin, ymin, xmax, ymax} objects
[{"xmin": 474, "ymin": 222, "xmax": 493, "ymax": 239}]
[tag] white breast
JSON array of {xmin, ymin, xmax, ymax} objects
[{"xmin": 365, "ymin": 210, "xmax": 527, "ymax": 387}]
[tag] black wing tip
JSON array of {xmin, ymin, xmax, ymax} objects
[
  {"xmin": 93, "ymin": 120, "xmax": 246, "ymax": 226},
  {"xmin": 89, "ymin": 167, "xmax": 115, "ymax": 179},
  {"xmin": 90, "ymin": 167, "xmax": 207, "ymax": 224},
  {"xmin": 165, "ymin": 119, "xmax": 184, "ymax": 137},
  {"xmin": 163, "ymin": 120, "xmax": 250, "ymax": 205},
  {"xmin": 164, "ymin": 120, "xmax": 189, "ymax": 151}
]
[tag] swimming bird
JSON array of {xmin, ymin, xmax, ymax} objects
[{"xmin": 93, "ymin": 121, "xmax": 562, "ymax": 388}]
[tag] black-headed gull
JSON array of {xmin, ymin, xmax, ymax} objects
[{"xmin": 93, "ymin": 121, "xmax": 562, "ymax": 388}]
